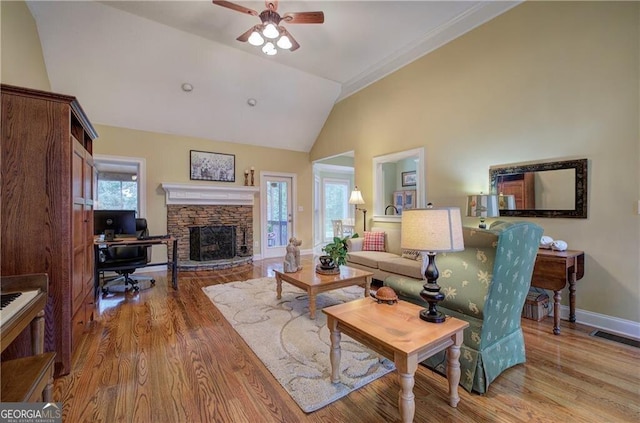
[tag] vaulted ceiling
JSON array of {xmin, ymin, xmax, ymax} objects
[{"xmin": 27, "ymin": 1, "xmax": 518, "ymax": 152}]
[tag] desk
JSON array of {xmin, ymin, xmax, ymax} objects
[
  {"xmin": 531, "ymin": 249, "xmax": 585, "ymax": 335},
  {"xmin": 94, "ymin": 237, "xmax": 178, "ymax": 297}
]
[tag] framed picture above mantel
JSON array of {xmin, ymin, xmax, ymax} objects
[{"xmin": 190, "ymin": 150, "xmax": 235, "ymax": 182}]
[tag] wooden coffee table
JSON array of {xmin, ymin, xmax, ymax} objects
[
  {"xmin": 323, "ymin": 298, "xmax": 469, "ymax": 423},
  {"xmin": 274, "ymin": 265, "xmax": 373, "ymax": 319}
]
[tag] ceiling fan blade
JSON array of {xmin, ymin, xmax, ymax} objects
[
  {"xmin": 236, "ymin": 25, "xmax": 260, "ymax": 42},
  {"xmin": 282, "ymin": 11, "xmax": 324, "ymax": 24},
  {"xmin": 212, "ymin": 1, "xmax": 258, "ymax": 16},
  {"xmin": 281, "ymin": 27, "xmax": 300, "ymax": 51}
]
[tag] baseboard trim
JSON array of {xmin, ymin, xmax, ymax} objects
[{"xmin": 554, "ymin": 305, "xmax": 640, "ymax": 340}]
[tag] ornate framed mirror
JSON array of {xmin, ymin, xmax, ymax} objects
[{"xmin": 489, "ymin": 158, "xmax": 588, "ymax": 218}]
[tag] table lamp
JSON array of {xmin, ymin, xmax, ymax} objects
[
  {"xmin": 466, "ymin": 193, "xmax": 499, "ymax": 229},
  {"xmin": 401, "ymin": 207, "xmax": 465, "ymax": 323},
  {"xmin": 349, "ymin": 186, "xmax": 367, "ymax": 232}
]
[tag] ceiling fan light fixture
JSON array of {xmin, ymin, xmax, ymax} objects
[
  {"xmin": 248, "ymin": 30, "xmax": 264, "ymax": 46},
  {"xmin": 276, "ymin": 35, "xmax": 292, "ymax": 50},
  {"xmin": 262, "ymin": 42, "xmax": 277, "ymax": 55},
  {"xmin": 262, "ymin": 23, "xmax": 279, "ymax": 39}
]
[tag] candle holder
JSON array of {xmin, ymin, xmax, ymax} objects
[
  {"xmin": 250, "ymin": 169, "xmax": 255, "ymax": 186},
  {"xmin": 244, "ymin": 170, "xmax": 249, "ymax": 186}
]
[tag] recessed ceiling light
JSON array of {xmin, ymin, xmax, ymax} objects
[
  {"xmin": 247, "ymin": 98, "xmax": 257, "ymax": 107},
  {"xmin": 181, "ymin": 83, "xmax": 193, "ymax": 92}
]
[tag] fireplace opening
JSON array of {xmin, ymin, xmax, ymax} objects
[{"xmin": 189, "ymin": 225, "xmax": 236, "ymax": 261}]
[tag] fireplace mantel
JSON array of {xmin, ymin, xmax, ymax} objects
[{"xmin": 161, "ymin": 183, "xmax": 259, "ymax": 206}]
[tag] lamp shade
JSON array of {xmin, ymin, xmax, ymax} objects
[
  {"xmin": 498, "ymin": 194, "xmax": 516, "ymax": 210},
  {"xmin": 401, "ymin": 207, "xmax": 464, "ymax": 253},
  {"xmin": 349, "ymin": 187, "xmax": 365, "ymax": 205},
  {"xmin": 467, "ymin": 194, "xmax": 500, "ymax": 218}
]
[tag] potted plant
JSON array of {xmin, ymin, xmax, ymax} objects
[{"xmin": 321, "ymin": 233, "xmax": 359, "ymax": 269}]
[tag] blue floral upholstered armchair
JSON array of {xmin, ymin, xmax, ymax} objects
[{"xmin": 384, "ymin": 221, "xmax": 543, "ymax": 393}]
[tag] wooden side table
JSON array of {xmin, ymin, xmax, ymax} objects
[
  {"xmin": 323, "ymin": 298, "xmax": 468, "ymax": 423},
  {"xmin": 532, "ymin": 249, "xmax": 585, "ymax": 334}
]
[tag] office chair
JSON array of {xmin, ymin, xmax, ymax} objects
[{"xmin": 99, "ymin": 218, "xmax": 155, "ymax": 294}]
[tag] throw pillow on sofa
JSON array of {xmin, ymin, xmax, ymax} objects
[
  {"xmin": 401, "ymin": 249, "xmax": 421, "ymax": 260},
  {"xmin": 363, "ymin": 231, "xmax": 385, "ymax": 251}
]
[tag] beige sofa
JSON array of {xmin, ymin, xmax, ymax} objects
[{"xmin": 346, "ymin": 226, "xmax": 423, "ymax": 282}]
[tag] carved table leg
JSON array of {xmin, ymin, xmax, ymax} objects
[
  {"xmin": 395, "ymin": 354, "xmax": 417, "ymax": 423},
  {"xmin": 276, "ymin": 275, "xmax": 282, "ymax": 299},
  {"xmin": 569, "ymin": 272, "xmax": 577, "ymax": 323},
  {"xmin": 328, "ymin": 317, "xmax": 341, "ymax": 383},
  {"xmin": 446, "ymin": 335, "xmax": 463, "ymax": 407},
  {"xmin": 309, "ymin": 290, "xmax": 317, "ymax": 319},
  {"xmin": 553, "ymin": 290, "xmax": 562, "ymax": 335},
  {"xmin": 364, "ymin": 275, "xmax": 371, "ymax": 298}
]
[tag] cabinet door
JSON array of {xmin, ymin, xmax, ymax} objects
[
  {"xmin": 71, "ymin": 140, "xmax": 86, "ymax": 314},
  {"xmin": 83, "ymin": 154, "xmax": 94, "ymax": 301}
]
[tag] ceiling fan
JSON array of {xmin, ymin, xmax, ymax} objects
[{"xmin": 212, "ymin": 1, "xmax": 324, "ymax": 55}]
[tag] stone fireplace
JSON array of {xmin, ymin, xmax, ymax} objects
[{"xmin": 162, "ymin": 183, "xmax": 259, "ymax": 270}]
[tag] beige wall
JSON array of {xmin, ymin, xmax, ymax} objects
[
  {"xmin": 93, "ymin": 125, "xmax": 313, "ymax": 260},
  {"xmin": 1, "ymin": 1, "xmax": 50, "ymax": 90},
  {"xmin": 312, "ymin": 2, "xmax": 640, "ymax": 323}
]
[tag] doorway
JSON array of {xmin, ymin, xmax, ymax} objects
[
  {"xmin": 312, "ymin": 153, "xmax": 355, "ymax": 248},
  {"xmin": 261, "ymin": 172, "xmax": 296, "ymax": 258}
]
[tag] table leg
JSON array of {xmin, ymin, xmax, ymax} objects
[
  {"xmin": 31, "ymin": 310, "xmax": 45, "ymax": 355},
  {"xmin": 569, "ymin": 272, "xmax": 577, "ymax": 323},
  {"xmin": 276, "ymin": 275, "xmax": 282, "ymax": 299},
  {"xmin": 328, "ymin": 317, "xmax": 341, "ymax": 383},
  {"xmin": 171, "ymin": 239, "xmax": 178, "ymax": 290},
  {"xmin": 43, "ymin": 370, "xmax": 53, "ymax": 402},
  {"xmin": 364, "ymin": 275, "xmax": 371, "ymax": 298},
  {"xmin": 395, "ymin": 354, "xmax": 417, "ymax": 423},
  {"xmin": 309, "ymin": 290, "xmax": 317, "ymax": 319},
  {"xmin": 553, "ymin": 290, "xmax": 561, "ymax": 335},
  {"xmin": 446, "ymin": 331, "xmax": 464, "ymax": 408}
]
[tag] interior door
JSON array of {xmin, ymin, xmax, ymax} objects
[{"xmin": 262, "ymin": 174, "xmax": 294, "ymax": 258}]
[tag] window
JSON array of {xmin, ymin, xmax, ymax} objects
[
  {"xmin": 323, "ymin": 179, "xmax": 350, "ymax": 241},
  {"xmin": 97, "ymin": 171, "xmax": 138, "ymax": 211},
  {"xmin": 93, "ymin": 155, "xmax": 146, "ymax": 216}
]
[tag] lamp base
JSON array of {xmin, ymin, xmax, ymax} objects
[{"xmin": 419, "ymin": 308, "xmax": 446, "ymax": 323}]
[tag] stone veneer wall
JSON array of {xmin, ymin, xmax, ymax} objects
[{"xmin": 167, "ymin": 205, "xmax": 253, "ymax": 263}]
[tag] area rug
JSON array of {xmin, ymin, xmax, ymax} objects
[{"xmin": 202, "ymin": 277, "xmax": 395, "ymax": 413}]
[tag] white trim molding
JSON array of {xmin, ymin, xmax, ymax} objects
[
  {"xmin": 555, "ymin": 305, "xmax": 640, "ymax": 340},
  {"xmin": 161, "ymin": 183, "xmax": 259, "ymax": 206}
]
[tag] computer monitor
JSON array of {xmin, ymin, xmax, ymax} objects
[{"xmin": 94, "ymin": 210, "xmax": 136, "ymax": 236}]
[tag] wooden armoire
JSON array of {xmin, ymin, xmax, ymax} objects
[{"xmin": 1, "ymin": 84, "xmax": 98, "ymax": 376}]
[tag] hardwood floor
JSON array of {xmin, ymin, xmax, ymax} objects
[{"xmin": 54, "ymin": 255, "xmax": 640, "ymax": 422}]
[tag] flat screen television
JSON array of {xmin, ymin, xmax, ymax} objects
[{"xmin": 94, "ymin": 210, "xmax": 136, "ymax": 236}]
